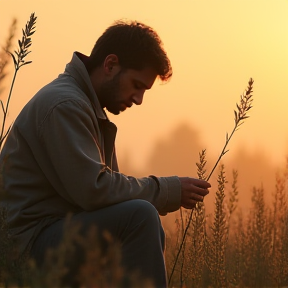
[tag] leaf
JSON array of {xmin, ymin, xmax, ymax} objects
[
  {"xmin": 24, "ymin": 38, "xmax": 31, "ymax": 45},
  {"xmin": 22, "ymin": 51, "xmax": 31, "ymax": 59},
  {"xmin": 19, "ymin": 61, "xmax": 32, "ymax": 68},
  {"xmin": 8, "ymin": 51, "xmax": 17, "ymax": 66},
  {"xmin": 234, "ymin": 110, "xmax": 237, "ymax": 120},
  {"xmin": 0, "ymin": 99, "xmax": 5, "ymax": 113}
]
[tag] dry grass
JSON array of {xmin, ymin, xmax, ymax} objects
[
  {"xmin": 167, "ymin": 158, "xmax": 288, "ymax": 288},
  {"xmin": 168, "ymin": 78, "xmax": 254, "ymax": 284},
  {"xmin": 206, "ymin": 164, "xmax": 228, "ymax": 288},
  {"xmin": 0, "ymin": 18, "xmax": 17, "ymax": 97},
  {"xmin": 0, "ymin": 13, "xmax": 36, "ymax": 149}
]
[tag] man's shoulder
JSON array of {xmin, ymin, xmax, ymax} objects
[
  {"xmin": 26, "ymin": 73, "xmax": 92, "ymax": 114},
  {"xmin": 14, "ymin": 74, "xmax": 93, "ymax": 129},
  {"xmin": 37, "ymin": 73, "xmax": 87, "ymax": 103}
]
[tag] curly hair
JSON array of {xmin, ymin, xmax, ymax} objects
[{"xmin": 87, "ymin": 20, "xmax": 172, "ymax": 81}]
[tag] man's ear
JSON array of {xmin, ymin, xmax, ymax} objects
[{"xmin": 103, "ymin": 54, "xmax": 120, "ymax": 75}]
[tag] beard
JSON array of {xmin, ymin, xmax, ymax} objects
[{"xmin": 97, "ymin": 71, "xmax": 124, "ymax": 115}]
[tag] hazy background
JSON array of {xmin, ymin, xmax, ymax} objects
[{"xmin": 1, "ymin": 0, "xmax": 288, "ymax": 218}]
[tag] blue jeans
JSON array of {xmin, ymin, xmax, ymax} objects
[{"xmin": 30, "ymin": 199, "xmax": 167, "ymax": 287}]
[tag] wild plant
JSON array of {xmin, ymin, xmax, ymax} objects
[
  {"xmin": 268, "ymin": 159, "xmax": 288, "ymax": 287},
  {"xmin": 168, "ymin": 78, "xmax": 254, "ymax": 283},
  {"xmin": 205, "ymin": 164, "xmax": 228, "ymax": 288},
  {"xmin": 227, "ymin": 209, "xmax": 245, "ymax": 288},
  {"xmin": 168, "ymin": 150, "xmax": 208, "ymax": 287},
  {"xmin": 0, "ymin": 19, "xmax": 17, "ymax": 97},
  {"xmin": 165, "ymin": 219, "xmax": 181, "ymax": 287},
  {"xmin": 0, "ymin": 13, "xmax": 37, "ymax": 149},
  {"xmin": 223, "ymin": 169, "xmax": 244, "ymax": 286},
  {"xmin": 227, "ymin": 169, "xmax": 239, "ymax": 223},
  {"xmin": 185, "ymin": 202, "xmax": 206, "ymax": 288},
  {"xmin": 179, "ymin": 208, "xmax": 189, "ymax": 287},
  {"xmin": 184, "ymin": 150, "xmax": 207, "ymax": 288},
  {"xmin": 243, "ymin": 186, "xmax": 270, "ymax": 288}
]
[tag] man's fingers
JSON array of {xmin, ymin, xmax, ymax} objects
[
  {"xmin": 189, "ymin": 185, "xmax": 210, "ymax": 196},
  {"xmin": 190, "ymin": 193, "xmax": 204, "ymax": 202},
  {"xmin": 182, "ymin": 183, "xmax": 210, "ymax": 197},
  {"xmin": 180, "ymin": 177, "xmax": 211, "ymax": 190},
  {"xmin": 181, "ymin": 192, "xmax": 205, "ymax": 208},
  {"xmin": 180, "ymin": 177, "xmax": 211, "ymax": 209},
  {"xmin": 190, "ymin": 178, "xmax": 211, "ymax": 189},
  {"xmin": 181, "ymin": 199, "xmax": 197, "ymax": 209}
]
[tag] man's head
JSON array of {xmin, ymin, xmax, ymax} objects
[{"xmin": 87, "ymin": 20, "xmax": 172, "ymax": 115}]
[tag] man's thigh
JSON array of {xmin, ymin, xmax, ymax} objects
[
  {"xmin": 30, "ymin": 199, "xmax": 166, "ymax": 287},
  {"xmin": 30, "ymin": 199, "xmax": 162, "ymax": 262}
]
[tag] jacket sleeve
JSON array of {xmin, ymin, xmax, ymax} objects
[{"xmin": 38, "ymin": 99, "xmax": 181, "ymax": 214}]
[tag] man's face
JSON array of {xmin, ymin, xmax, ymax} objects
[{"xmin": 98, "ymin": 67, "xmax": 157, "ymax": 115}]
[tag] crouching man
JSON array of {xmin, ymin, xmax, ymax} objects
[{"xmin": 0, "ymin": 20, "xmax": 210, "ymax": 287}]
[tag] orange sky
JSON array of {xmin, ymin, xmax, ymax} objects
[{"xmin": 1, "ymin": 0, "xmax": 288, "ymax": 173}]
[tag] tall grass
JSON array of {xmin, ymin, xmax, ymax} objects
[
  {"xmin": 168, "ymin": 78, "xmax": 254, "ymax": 284},
  {"xmin": 269, "ymin": 160, "xmax": 288, "ymax": 287},
  {"xmin": 166, "ymin": 157, "xmax": 288, "ymax": 287},
  {"xmin": 206, "ymin": 164, "xmax": 228, "ymax": 288},
  {"xmin": 0, "ymin": 18, "xmax": 17, "ymax": 97},
  {"xmin": 0, "ymin": 13, "xmax": 36, "ymax": 149}
]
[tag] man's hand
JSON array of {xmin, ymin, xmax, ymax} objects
[{"xmin": 179, "ymin": 177, "xmax": 211, "ymax": 209}]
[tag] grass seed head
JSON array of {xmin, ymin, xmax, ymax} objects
[
  {"xmin": 234, "ymin": 78, "xmax": 254, "ymax": 126},
  {"xmin": 10, "ymin": 13, "xmax": 37, "ymax": 70}
]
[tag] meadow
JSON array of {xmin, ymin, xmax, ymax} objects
[{"xmin": 1, "ymin": 13, "xmax": 288, "ymax": 288}]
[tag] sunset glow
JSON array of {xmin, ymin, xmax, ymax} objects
[{"xmin": 1, "ymin": 1, "xmax": 288, "ymax": 200}]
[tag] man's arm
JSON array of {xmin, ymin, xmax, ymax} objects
[{"xmin": 38, "ymin": 99, "xmax": 182, "ymax": 214}]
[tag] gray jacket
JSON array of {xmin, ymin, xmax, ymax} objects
[{"xmin": 0, "ymin": 52, "xmax": 181, "ymax": 256}]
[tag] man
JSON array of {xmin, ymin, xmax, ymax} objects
[{"xmin": 0, "ymin": 20, "xmax": 210, "ymax": 287}]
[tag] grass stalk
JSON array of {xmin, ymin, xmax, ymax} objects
[
  {"xmin": 168, "ymin": 78, "xmax": 254, "ymax": 284},
  {"xmin": 0, "ymin": 13, "xmax": 37, "ymax": 149},
  {"xmin": 0, "ymin": 18, "xmax": 17, "ymax": 96},
  {"xmin": 207, "ymin": 164, "xmax": 228, "ymax": 288}
]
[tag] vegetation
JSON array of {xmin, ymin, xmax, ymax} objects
[
  {"xmin": 169, "ymin": 77, "xmax": 254, "ymax": 283},
  {"xmin": 166, "ymin": 157, "xmax": 288, "ymax": 287},
  {"xmin": 0, "ymin": 13, "xmax": 36, "ymax": 149}
]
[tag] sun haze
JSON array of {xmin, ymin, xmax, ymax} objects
[{"xmin": 1, "ymin": 0, "xmax": 288, "ymax": 173}]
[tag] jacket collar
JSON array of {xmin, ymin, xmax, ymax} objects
[{"xmin": 64, "ymin": 52, "xmax": 107, "ymax": 120}]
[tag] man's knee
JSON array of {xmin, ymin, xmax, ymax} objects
[
  {"xmin": 127, "ymin": 199, "xmax": 160, "ymax": 224},
  {"xmin": 130, "ymin": 199, "xmax": 158, "ymax": 215},
  {"xmin": 124, "ymin": 200, "xmax": 165, "ymax": 243}
]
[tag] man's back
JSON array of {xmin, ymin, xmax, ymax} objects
[{"xmin": 0, "ymin": 67, "xmax": 98, "ymax": 256}]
